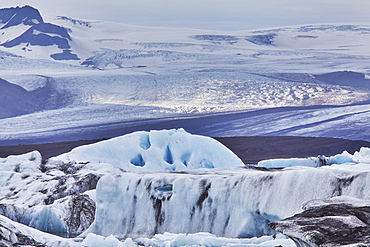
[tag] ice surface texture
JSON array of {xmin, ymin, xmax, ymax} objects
[{"xmin": 86, "ymin": 163, "xmax": 370, "ymax": 239}]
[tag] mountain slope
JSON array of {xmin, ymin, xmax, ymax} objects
[
  {"xmin": 0, "ymin": 77, "xmax": 72, "ymax": 119},
  {"xmin": 0, "ymin": 5, "xmax": 78, "ymax": 61}
]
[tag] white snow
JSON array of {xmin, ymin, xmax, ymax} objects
[
  {"xmin": 52, "ymin": 129, "xmax": 245, "ymax": 171},
  {"xmin": 82, "ymin": 233, "xmax": 136, "ymax": 247},
  {"xmin": 0, "ymin": 150, "xmax": 42, "ymax": 172}
]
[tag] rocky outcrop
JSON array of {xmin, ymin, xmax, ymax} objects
[
  {"xmin": 0, "ymin": 5, "xmax": 79, "ymax": 60},
  {"xmin": 269, "ymin": 196, "xmax": 370, "ymax": 247},
  {"xmin": 66, "ymin": 194, "xmax": 96, "ymax": 236}
]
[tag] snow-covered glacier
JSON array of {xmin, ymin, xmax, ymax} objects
[{"xmin": 0, "ymin": 6, "xmax": 370, "ymax": 144}]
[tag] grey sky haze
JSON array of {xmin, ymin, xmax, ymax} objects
[{"xmin": 1, "ymin": 0, "xmax": 370, "ymax": 30}]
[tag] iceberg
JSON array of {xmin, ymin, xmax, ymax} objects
[
  {"xmin": 84, "ymin": 163, "xmax": 370, "ymax": 239},
  {"xmin": 257, "ymin": 147, "xmax": 370, "ymax": 168},
  {"xmin": 53, "ymin": 129, "xmax": 245, "ymax": 171}
]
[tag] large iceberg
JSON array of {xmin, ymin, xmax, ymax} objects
[
  {"xmin": 53, "ymin": 129, "xmax": 245, "ymax": 171},
  {"xmin": 84, "ymin": 163, "xmax": 370, "ymax": 239}
]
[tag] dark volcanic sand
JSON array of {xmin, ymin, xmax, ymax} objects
[{"xmin": 1, "ymin": 136, "xmax": 369, "ymax": 164}]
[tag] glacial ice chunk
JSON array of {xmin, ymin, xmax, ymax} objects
[
  {"xmin": 52, "ymin": 129, "xmax": 245, "ymax": 171},
  {"xmin": 84, "ymin": 164, "xmax": 370, "ymax": 239},
  {"xmin": 258, "ymin": 147, "xmax": 370, "ymax": 168},
  {"xmin": 82, "ymin": 233, "xmax": 136, "ymax": 247},
  {"xmin": 137, "ymin": 232, "xmax": 295, "ymax": 247}
]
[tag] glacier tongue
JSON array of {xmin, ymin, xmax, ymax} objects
[{"xmin": 85, "ymin": 164, "xmax": 370, "ymax": 239}]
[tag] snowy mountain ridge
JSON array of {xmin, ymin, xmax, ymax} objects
[
  {"xmin": 1, "ymin": 6, "xmax": 370, "ymax": 67},
  {"xmin": 0, "ymin": 6, "xmax": 78, "ymax": 61}
]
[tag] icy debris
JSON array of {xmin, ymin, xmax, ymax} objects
[
  {"xmin": 137, "ymin": 232, "xmax": 294, "ymax": 247},
  {"xmin": 0, "ymin": 150, "xmax": 42, "ymax": 173},
  {"xmin": 257, "ymin": 156, "xmax": 326, "ymax": 168},
  {"xmin": 81, "ymin": 232, "xmax": 294, "ymax": 247},
  {"xmin": 0, "ymin": 175, "xmax": 98, "ymax": 237},
  {"xmin": 53, "ymin": 129, "xmax": 245, "ymax": 171},
  {"xmin": 0, "ymin": 150, "xmax": 101, "ymax": 237},
  {"xmin": 353, "ymin": 147, "xmax": 370, "ymax": 163},
  {"xmin": 82, "ymin": 233, "xmax": 137, "ymax": 247}
]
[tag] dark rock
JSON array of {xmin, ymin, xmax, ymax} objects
[
  {"xmin": 314, "ymin": 70, "xmax": 370, "ymax": 88},
  {"xmin": 2, "ymin": 23, "xmax": 71, "ymax": 49},
  {"xmin": 50, "ymin": 50, "xmax": 79, "ymax": 60},
  {"xmin": 66, "ymin": 194, "xmax": 96, "ymax": 236},
  {"xmin": 269, "ymin": 196, "xmax": 370, "ymax": 247},
  {"xmin": 0, "ymin": 5, "xmax": 43, "ymax": 29},
  {"xmin": 245, "ymin": 33, "xmax": 276, "ymax": 46},
  {"xmin": 0, "ymin": 6, "xmax": 76, "ymax": 61},
  {"xmin": 43, "ymin": 173, "xmax": 100, "ymax": 205}
]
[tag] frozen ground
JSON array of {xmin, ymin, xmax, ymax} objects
[{"xmin": 0, "ymin": 12, "xmax": 370, "ymax": 144}]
